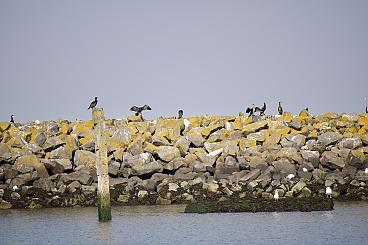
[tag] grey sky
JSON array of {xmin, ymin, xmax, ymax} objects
[{"xmin": 1, "ymin": 0, "xmax": 367, "ymax": 122}]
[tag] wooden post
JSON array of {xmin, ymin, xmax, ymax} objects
[{"xmin": 92, "ymin": 108, "xmax": 111, "ymax": 221}]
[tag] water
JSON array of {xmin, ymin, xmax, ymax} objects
[{"xmin": 1, "ymin": 202, "xmax": 368, "ymax": 245}]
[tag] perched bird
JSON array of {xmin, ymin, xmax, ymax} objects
[
  {"xmin": 12, "ymin": 185, "xmax": 18, "ymax": 191},
  {"xmin": 88, "ymin": 97, "xmax": 98, "ymax": 110},
  {"xmin": 178, "ymin": 109, "xmax": 184, "ymax": 119},
  {"xmin": 278, "ymin": 102, "xmax": 283, "ymax": 115},
  {"xmin": 274, "ymin": 190, "xmax": 279, "ymax": 202},
  {"xmin": 255, "ymin": 102, "xmax": 266, "ymax": 115},
  {"xmin": 246, "ymin": 104, "xmax": 255, "ymax": 116},
  {"xmin": 130, "ymin": 104, "xmax": 152, "ymax": 116},
  {"xmin": 10, "ymin": 114, "xmax": 15, "ymax": 123},
  {"xmin": 302, "ymin": 167, "xmax": 308, "ymax": 172},
  {"xmin": 326, "ymin": 187, "xmax": 332, "ymax": 198}
]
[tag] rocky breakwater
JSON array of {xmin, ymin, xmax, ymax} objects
[{"xmin": 0, "ymin": 111, "xmax": 368, "ymax": 209}]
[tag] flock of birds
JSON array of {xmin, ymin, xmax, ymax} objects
[
  {"xmin": 5, "ymin": 96, "xmax": 368, "ymax": 200},
  {"xmin": 7, "ymin": 97, "xmax": 368, "ymax": 124}
]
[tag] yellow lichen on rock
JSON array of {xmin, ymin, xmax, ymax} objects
[
  {"xmin": 277, "ymin": 112, "xmax": 293, "ymax": 122},
  {"xmin": 0, "ymin": 122, "xmax": 11, "ymax": 132}
]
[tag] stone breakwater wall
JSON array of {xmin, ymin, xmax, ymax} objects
[{"xmin": 0, "ymin": 111, "xmax": 368, "ymax": 209}]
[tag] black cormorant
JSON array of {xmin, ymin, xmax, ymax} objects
[
  {"xmin": 178, "ymin": 110, "xmax": 183, "ymax": 119},
  {"xmin": 88, "ymin": 97, "xmax": 98, "ymax": 110},
  {"xmin": 130, "ymin": 105, "xmax": 152, "ymax": 116},
  {"xmin": 278, "ymin": 102, "xmax": 283, "ymax": 115},
  {"xmin": 255, "ymin": 102, "xmax": 266, "ymax": 115},
  {"xmin": 246, "ymin": 104, "xmax": 255, "ymax": 116}
]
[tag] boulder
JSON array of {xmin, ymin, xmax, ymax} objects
[
  {"xmin": 248, "ymin": 156, "xmax": 268, "ymax": 169},
  {"xmin": 33, "ymin": 177, "xmax": 54, "ymax": 192},
  {"xmin": 67, "ymin": 181, "xmax": 81, "ymax": 193},
  {"xmin": 339, "ymin": 137, "xmax": 362, "ymax": 149},
  {"xmin": 131, "ymin": 160, "xmax": 163, "ymax": 176},
  {"xmin": 272, "ymin": 158, "xmax": 296, "ymax": 176},
  {"xmin": 108, "ymin": 161, "xmax": 121, "ymax": 177},
  {"xmin": 61, "ymin": 171, "xmax": 94, "ymax": 185},
  {"xmin": 156, "ymin": 146, "xmax": 181, "ymax": 162},
  {"xmin": 320, "ymin": 151, "xmax": 345, "ymax": 169},
  {"xmin": 318, "ymin": 132, "xmax": 343, "ymax": 146},
  {"xmin": 73, "ymin": 150, "xmax": 96, "ymax": 169},
  {"xmin": 0, "ymin": 198, "xmax": 12, "ymax": 209},
  {"xmin": 32, "ymin": 132, "xmax": 47, "ymax": 146},
  {"xmin": 300, "ymin": 150, "xmax": 320, "ymax": 167},
  {"xmin": 239, "ymin": 169, "xmax": 261, "ymax": 182},
  {"xmin": 214, "ymin": 158, "xmax": 240, "ymax": 179},
  {"xmin": 280, "ymin": 134, "xmax": 306, "ymax": 148},
  {"xmin": 185, "ymin": 129, "xmax": 205, "ymax": 147},
  {"xmin": 0, "ymin": 122, "xmax": 11, "ymax": 132},
  {"xmin": 291, "ymin": 181, "xmax": 306, "ymax": 194},
  {"xmin": 242, "ymin": 121, "xmax": 268, "ymax": 134},
  {"xmin": 355, "ymin": 171, "xmax": 368, "ymax": 181},
  {"xmin": 174, "ymin": 137, "xmax": 191, "ymax": 156},
  {"xmin": 42, "ymin": 136, "xmax": 65, "ymax": 151},
  {"xmin": 48, "ymin": 145, "xmax": 73, "ymax": 160},
  {"xmin": 0, "ymin": 143, "xmax": 12, "ymax": 162},
  {"xmin": 14, "ymin": 155, "xmax": 48, "ymax": 178},
  {"xmin": 3, "ymin": 165, "xmax": 18, "ymax": 179}
]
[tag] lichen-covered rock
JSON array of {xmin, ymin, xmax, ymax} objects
[
  {"xmin": 242, "ymin": 121, "xmax": 268, "ymax": 134},
  {"xmin": 14, "ymin": 155, "xmax": 48, "ymax": 178},
  {"xmin": 280, "ymin": 134, "xmax": 306, "ymax": 148},
  {"xmin": 73, "ymin": 150, "xmax": 96, "ymax": 169},
  {"xmin": 42, "ymin": 136, "xmax": 65, "ymax": 152},
  {"xmin": 156, "ymin": 146, "xmax": 180, "ymax": 162},
  {"xmin": 0, "ymin": 143, "xmax": 12, "ymax": 162},
  {"xmin": 0, "ymin": 122, "xmax": 11, "ymax": 132},
  {"xmin": 185, "ymin": 128, "xmax": 205, "ymax": 147}
]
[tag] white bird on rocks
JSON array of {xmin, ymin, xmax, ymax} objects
[
  {"xmin": 326, "ymin": 187, "xmax": 332, "ymax": 198},
  {"xmin": 365, "ymin": 168, "xmax": 368, "ymax": 174},
  {"xmin": 274, "ymin": 190, "xmax": 279, "ymax": 202},
  {"xmin": 12, "ymin": 185, "xmax": 18, "ymax": 191},
  {"xmin": 302, "ymin": 167, "xmax": 308, "ymax": 172},
  {"xmin": 286, "ymin": 174, "xmax": 295, "ymax": 180}
]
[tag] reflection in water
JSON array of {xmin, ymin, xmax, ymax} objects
[{"xmin": 0, "ymin": 202, "xmax": 367, "ymax": 245}]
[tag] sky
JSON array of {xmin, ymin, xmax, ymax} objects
[{"xmin": 0, "ymin": 0, "xmax": 367, "ymax": 122}]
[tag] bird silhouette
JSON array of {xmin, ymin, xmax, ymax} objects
[
  {"xmin": 278, "ymin": 102, "xmax": 283, "ymax": 115},
  {"xmin": 178, "ymin": 109, "xmax": 183, "ymax": 119},
  {"xmin": 88, "ymin": 97, "xmax": 98, "ymax": 110},
  {"xmin": 254, "ymin": 102, "xmax": 266, "ymax": 115},
  {"xmin": 246, "ymin": 104, "xmax": 255, "ymax": 116},
  {"xmin": 130, "ymin": 105, "xmax": 152, "ymax": 116}
]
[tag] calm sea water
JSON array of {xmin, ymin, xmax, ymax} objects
[{"xmin": 1, "ymin": 202, "xmax": 368, "ymax": 245}]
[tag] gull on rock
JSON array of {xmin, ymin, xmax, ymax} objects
[
  {"xmin": 274, "ymin": 190, "xmax": 279, "ymax": 202},
  {"xmin": 302, "ymin": 168, "xmax": 308, "ymax": 172},
  {"xmin": 326, "ymin": 187, "xmax": 332, "ymax": 198}
]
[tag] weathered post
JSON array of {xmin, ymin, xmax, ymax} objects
[{"xmin": 92, "ymin": 108, "xmax": 111, "ymax": 221}]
